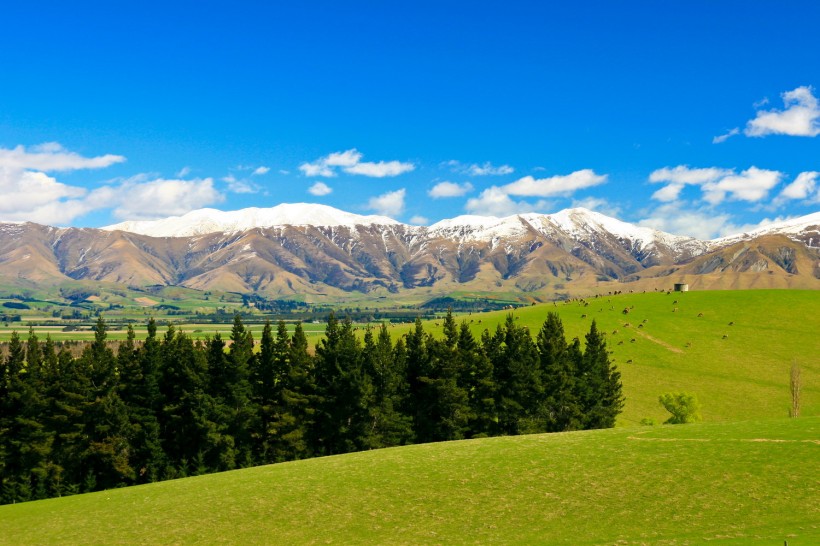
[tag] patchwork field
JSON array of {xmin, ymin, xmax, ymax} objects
[{"xmin": 1, "ymin": 417, "xmax": 816, "ymax": 545}]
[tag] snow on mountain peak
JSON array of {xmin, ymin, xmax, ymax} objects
[
  {"xmin": 103, "ymin": 203, "xmax": 400, "ymax": 237},
  {"xmin": 712, "ymin": 210, "xmax": 820, "ymax": 244}
]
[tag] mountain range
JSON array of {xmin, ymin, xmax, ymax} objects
[{"xmin": 1, "ymin": 204, "xmax": 818, "ymax": 301}]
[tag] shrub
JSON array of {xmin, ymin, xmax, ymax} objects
[{"xmin": 658, "ymin": 392, "xmax": 701, "ymax": 424}]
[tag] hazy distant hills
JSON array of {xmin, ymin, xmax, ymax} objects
[{"xmin": 1, "ymin": 204, "xmax": 818, "ymax": 300}]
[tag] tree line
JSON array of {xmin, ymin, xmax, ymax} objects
[{"xmin": 0, "ymin": 311, "xmax": 623, "ymax": 504}]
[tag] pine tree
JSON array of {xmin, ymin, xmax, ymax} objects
[
  {"xmin": 119, "ymin": 324, "xmax": 165, "ymax": 483},
  {"xmin": 578, "ymin": 320, "xmax": 624, "ymax": 429},
  {"xmin": 0, "ymin": 331, "xmax": 54, "ymax": 503},
  {"xmin": 457, "ymin": 322, "xmax": 496, "ymax": 438},
  {"xmin": 78, "ymin": 317, "xmax": 134, "ymax": 490},
  {"xmin": 160, "ymin": 326, "xmax": 227, "ymax": 476},
  {"xmin": 537, "ymin": 312, "xmax": 582, "ymax": 432},
  {"xmin": 490, "ymin": 316, "xmax": 542, "ymax": 435},
  {"xmin": 228, "ymin": 314, "xmax": 257, "ymax": 467},
  {"xmin": 313, "ymin": 313, "xmax": 371, "ymax": 455},
  {"xmin": 361, "ymin": 324, "xmax": 412, "ymax": 449}
]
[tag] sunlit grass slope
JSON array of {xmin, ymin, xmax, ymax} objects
[
  {"xmin": 1, "ymin": 417, "xmax": 817, "ymax": 545},
  {"xmin": 396, "ymin": 290, "xmax": 820, "ymax": 425}
]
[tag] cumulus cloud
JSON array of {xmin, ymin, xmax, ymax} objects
[
  {"xmin": 465, "ymin": 186, "xmax": 543, "ymax": 217},
  {"xmin": 409, "ymin": 215, "xmax": 429, "ymax": 225},
  {"xmin": 0, "ymin": 142, "xmax": 126, "ymax": 172},
  {"xmin": 252, "ymin": 166, "xmax": 270, "ymax": 176},
  {"xmin": 308, "ymin": 181, "xmax": 333, "ymax": 196},
  {"xmin": 502, "ymin": 169, "xmax": 607, "ymax": 197},
  {"xmin": 109, "ymin": 177, "xmax": 223, "ymax": 220},
  {"xmin": 366, "ymin": 188, "xmax": 406, "ymax": 217},
  {"xmin": 638, "ymin": 203, "xmax": 740, "ymax": 240},
  {"xmin": 0, "ymin": 142, "xmax": 227, "ymax": 224},
  {"xmin": 444, "ymin": 160, "xmax": 514, "ymax": 176},
  {"xmin": 701, "ymin": 167, "xmax": 782, "ymax": 205},
  {"xmin": 300, "ymin": 149, "xmax": 414, "ymax": 178},
  {"xmin": 649, "ymin": 165, "xmax": 781, "ymax": 205},
  {"xmin": 0, "ymin": 143, "xmax": 128, "ymax": 224},
  {"xmin": 745, "ymin": 86, "xmax": 820, "ymax": 137},
  {"xmin": 428, "ymin": 181, "xmax": 474, "ymax": 198},
  {"xmin": 776, "ymin": 171, "xmax": 819, "ymax": 203}
]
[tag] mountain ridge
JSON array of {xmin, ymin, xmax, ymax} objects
[{"xmin": 0, "ymin": 204, "xmax": 817, "ymax": 300}]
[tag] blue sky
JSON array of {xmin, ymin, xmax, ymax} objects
[{"xmin": 1, "ymin": 1, "xmax": 818, "ymax": 238}]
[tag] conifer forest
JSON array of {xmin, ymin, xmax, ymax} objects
[{"xmin": 0, "ymin": 311, "xmax": 622, "ymax": 504}]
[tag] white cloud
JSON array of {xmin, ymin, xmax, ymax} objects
[
  {"xmin": 252, "ymin": 166, "xmax": 270, "ymax": 176},
  {"xmin": 221, "ymin": 174, "xmax": 260, "ymax": 194},
  {"xmin": 777, "ymin": 171, "xmax": 819, "ymax": 202},
  {"xmin": 745, "ymin": 86, "xmax": 820, "ymax": 137},
  {"xmin": 0, "ymin": 143, "xmax": 226, "ymax": 224},
  {"xmin": 571, "ymin": 196, "xmax": 621, "ymax": 218},
  {"xmin": 345, "ymin": 160, "xmax": 415, "ymax": 177},
  {"xmin": 0, "ymin": 143, "xmax": 126, "ymax": 172},
  {"xmin": 428, "ymin": 181, "xmax": 474, "ymax": 198},
  {"xmin": 638, "ymin": 203, "xmax": 740, "ymax": 240},
  {"xmin": 110, "ymin": 177, "xmax": 224, "ymax": 220},
  {"xmin": 308, "ymin": 181, "xmax": 333, "ymax": 196},
  {"xmin": 0, "ymin": 143, "xmax": 128, "ymax": 224},
  {"xmin": 0, "ymin": 170, "xmax": 88, "ymax": 224},
  {"xmin": 409, "ymin": 215, "xmax": 429, "ymax": 225},
  {"xmin": 366, "ymin": 188, "xmax": 406, "ymax": 217},
  {"xmin": 712, "ymin": 127, "xmax": 740, "ymax": 144},
  {"xmin": 649, "ymin": 165, "xmax": 781, "ymax": 205},
  {"xmin": 177, "ymin": 166, "xmax": 192, "ymax": 177},
  {"xmin": 464, "ymin": 186, "xmax": 541, "ymax": 216},
  {"xmin": 300, "ymin": 149, "xmax": 415, "ymax": 178},
  {"xmin": 279, "ymin": 169, "xmax": 290, "ymax": 175},
  {"xmin": 649, "ymin": 166, "xmax": 731, "ymax": 185},
  {"xmin": 651, "ymin": 183, "xmax": 685, "ymax": 202},
  {"xmin": 701, "ymin": 167, "xmax": 782, "ymax": 205},
  {"xmin": 444, "ymin": 160, "xmax": 514, "ymax": 176},
  {"xmin": 502, "ymin": 169, "xmax": 607, "ymax": 197}
]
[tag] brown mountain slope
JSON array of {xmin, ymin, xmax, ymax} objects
[{"xmin": 0, "ymin": 222, "xmax": 817, "ymax": 299}]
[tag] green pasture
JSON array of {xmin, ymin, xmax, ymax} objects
[
  {"xmin": 1, "ymin": 416, "xmax": 816, "ymax": 545},
  {"xmin": 391, "ymin": 290, "xmax": 820, "ymax": 425},
  {"xmin": 2, "ymin": 289, "xmax": 818, "ymax": 426}
]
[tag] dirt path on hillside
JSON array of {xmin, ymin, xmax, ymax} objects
[{"xmin": 633, "ymin": 329, "xmax": 684, "ymax": 354}]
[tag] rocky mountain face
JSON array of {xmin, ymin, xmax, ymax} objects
[{"xmin": 1, "ymin": 205, "xmax": 818, "ymax": 299}]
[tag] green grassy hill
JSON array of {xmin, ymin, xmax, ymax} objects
[
  {"xmin": 400, "ymin": 289, "xmax": 820, "ymax": 425},
  {"xmin": 1, "ymin": 416, "xmax": 817, "ymax": 545}
]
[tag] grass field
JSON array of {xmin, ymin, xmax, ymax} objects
[
  {"xmin": 391, "ymin": 289, "xmax": 820, "ymax": 426},
  {"xmin": 1, "ymin": 416, "xmax": 816, "ymax": 545},
  {"xmin": 2, "ymin": 289, "xmax": 818, "ymax": 426}
]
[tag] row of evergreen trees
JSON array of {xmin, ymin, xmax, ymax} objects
[{"xmin": 0, "ymin": 311, "xmax": 623, "ymax": 504}]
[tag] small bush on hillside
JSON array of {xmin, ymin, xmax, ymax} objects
[{"xmin": 659, "ymin": 392, "xmax": 702, "ymax": 424}]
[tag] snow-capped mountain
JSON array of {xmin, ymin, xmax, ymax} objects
[
  {"xmin": 711, "ymin": 211, "xmax": 820, "ymax": 248},
  {"xmin": 1, "ymin": 205, "xmax": 818, "ymax": 298},
  {"xmin": 103, "ymin": 203, "xmax": 400, "ymax": 237}
]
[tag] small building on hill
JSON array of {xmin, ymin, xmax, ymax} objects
[{"xmin": 673, "ymin": 283, "xmax": 689, "ymax": 292}]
